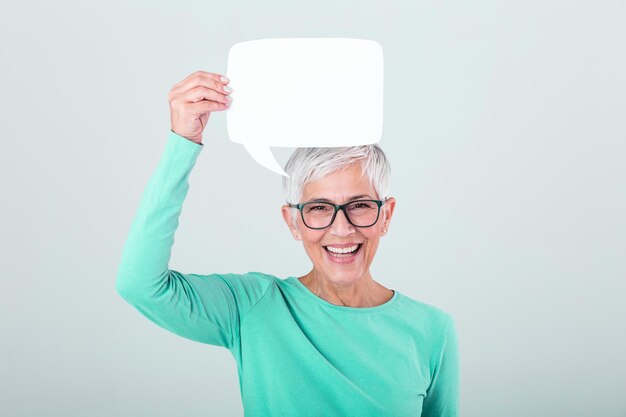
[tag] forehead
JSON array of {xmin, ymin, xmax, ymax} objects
[{"xmin": 302, "ymin": 164, "xmax": 375, "ymax": 201}]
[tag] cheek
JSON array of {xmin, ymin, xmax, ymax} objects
[
  {"xmin": 363, "ymin": 228, "xmax": 381, "ymax": 240},
  {"xmin": 301, "ymin": 233, "xmax": 325, "ymax": 250},
  {"xmin": 363, "ymin": 234, "xmax": 381, "ymax": 252}
]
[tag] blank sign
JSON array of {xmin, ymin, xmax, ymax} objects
[{"xmin": 225, "ymin": 38, "xmax": 384, "ymax": 176}]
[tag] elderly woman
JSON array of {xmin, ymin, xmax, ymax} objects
[{"xmin": 116, "ymin": 71, "xmax": 459, "ymax": 417}]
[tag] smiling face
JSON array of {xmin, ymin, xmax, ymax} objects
[{"xmin": 281, "ymin": 162, "xmax": 396, "ymax": 287}]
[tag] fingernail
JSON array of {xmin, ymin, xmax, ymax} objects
[
  {"xmin": 220, "ymin": 76, "xmax": 229, "ymax": 83},
  {"xmin": 224, "ymin": 85, "xmax": 232, "ymax": 92}
]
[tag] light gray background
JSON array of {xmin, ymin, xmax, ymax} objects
[{"xmin": 1, "ymin": 1, "xmax": 624, "ymax": 416}]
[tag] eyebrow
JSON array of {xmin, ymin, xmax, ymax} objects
[{"xmin": 307, "ymin": 194, "xmax": 373, "ymax": 203}]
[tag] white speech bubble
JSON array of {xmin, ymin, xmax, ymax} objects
[{"xmin": 225, "ymin": 38, "xmax": 384, "ymax": 177}]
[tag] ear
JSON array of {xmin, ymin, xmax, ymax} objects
[
  {"xmin": 380, "ymin": 197, "xmax": 396, "ymax": 236},
  {"xmin": 281, "ymin": 204, "xmax": 302, "ymax": 240}
]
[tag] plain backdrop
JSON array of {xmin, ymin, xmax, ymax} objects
[{"xmin": 1, "ymin": 1, "xmax": 625, "ymax": 416}]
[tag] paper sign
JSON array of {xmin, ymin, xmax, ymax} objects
[{"xmin": 226, "ymin": 38, "xmax": 384, "ymax": 176}]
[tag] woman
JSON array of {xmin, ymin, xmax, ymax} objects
[{"xmin": 116, "ymin": 70, "xmax": 459, "ymax": 417}]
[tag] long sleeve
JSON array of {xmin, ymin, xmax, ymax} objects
[
  {"xmin": 115, "ymin": 131, "xmax": 270, "ymax": 350},
  {"xmin": 421, "ymin": 315, "xmax": 460, "ymax": 417}
]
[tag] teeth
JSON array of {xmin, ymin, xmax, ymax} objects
[{"xmin": 326, "ymin": 244, "xmax": 359, "ymax": 254}]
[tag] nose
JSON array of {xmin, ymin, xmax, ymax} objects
[{"xmin": 329, "ymin": 208, "xmax": 355, "ymax": 235}]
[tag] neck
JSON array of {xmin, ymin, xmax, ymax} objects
[{"xmin": 299, "ymin": 270, "xmax": 391, "ymax": 308}]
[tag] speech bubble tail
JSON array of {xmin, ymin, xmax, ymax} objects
[{"xmin": 242, "ymin": 143, "xmax": 289, "ymax": 177}]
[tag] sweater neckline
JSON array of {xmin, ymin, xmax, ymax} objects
[{"xmin": 289, "ymin": 276, "xmax": 399, "ymax": 313}]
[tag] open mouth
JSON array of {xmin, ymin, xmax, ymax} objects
[{"xmin": 323, "ymin": 244, "xmax": 362, "ymax": 258}]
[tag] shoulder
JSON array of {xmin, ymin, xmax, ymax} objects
[
  {"xmin": 216, "ymin": 270, "xmax": 277, "ymax": 283},
  {"xmin": 208, "ymin": 271, "xmax": 276, "ymax": 299},
  {"xmin": 242, "ymin": 271, "xmax": 280, "ymax": 285},
  {"xmin": 395, "ymin": 292, "xmax": 454, "ymax": 336}
]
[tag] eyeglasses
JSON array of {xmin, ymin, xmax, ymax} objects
[{"xmin": 288, "ymin": 198, "xmax": 387, "ymax": 230}]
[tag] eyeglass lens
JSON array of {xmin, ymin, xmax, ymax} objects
[{"xmin": 302, "ymin": 201, "xmax": 379, "ymax": 228}]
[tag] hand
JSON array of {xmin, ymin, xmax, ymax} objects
[{"xmin": 168, "ymin": 70, "xmax": 232, "ymax": 144}]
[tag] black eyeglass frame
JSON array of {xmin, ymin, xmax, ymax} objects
[{"xmin": 288, "ymin": 198, "xmax": 388, "ymax": 230}]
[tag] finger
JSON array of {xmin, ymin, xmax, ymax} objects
[
  {"xmin": 179, "ymin": 85, "xmax": 231, "ymax": 105},
  {"xmin": 171, "ymin": 71, "xmax": 228, "ymax": 93},
  {"xmin": 187, "ymin": 99, "xmax": 230, "ymax": 116},
  {"xmin": 171, "ymin": 70, "xmax": 223, "ymax": 90},
  {"xmin": 170, "ymin": 78, "xmax": 231, "ymax": 103}
]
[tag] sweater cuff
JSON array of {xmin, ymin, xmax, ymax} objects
[{"xmin": 168, "ymin": 130, "xmax": 204, "ymax": 151}]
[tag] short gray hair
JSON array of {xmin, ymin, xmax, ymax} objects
[{"xmin": 282, "ymin": 144, "xmax": 391, "ymax": 230}]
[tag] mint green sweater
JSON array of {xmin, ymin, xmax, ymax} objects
[{"xmin": 116, "ymin": 131, "xmax": 460, "ymax": 417}]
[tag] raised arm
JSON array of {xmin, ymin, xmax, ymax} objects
[{"xmin": 115, "ymin": 71, "xmax": 259, "ymax": 349}]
